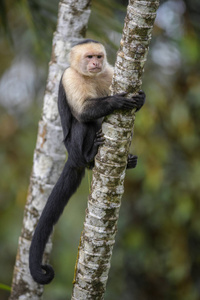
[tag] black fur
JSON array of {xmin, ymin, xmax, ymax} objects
[
  {"xmin": 75, "ymin": 38, "xmax": 100, "ymax": 46},
  {"xmin": 29, "ymin": 70, "xmax": 145, "ymax": 285}
]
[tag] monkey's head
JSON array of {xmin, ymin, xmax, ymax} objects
[{"xmin": 69, "ymin": 40, "xmax": 107, "ymax": 77}]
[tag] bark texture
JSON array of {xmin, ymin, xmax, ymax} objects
[
  {"xmin": 72, "ymin": 1, "xmax": 160, "ymax": 299},
  {"xmin": 9, "ymin": 1, "xmax": 91, "ymax": 299}
]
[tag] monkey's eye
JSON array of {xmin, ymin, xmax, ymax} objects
[
  {"xmin": 87, "ymin": 55, "xmax": 93, "ymax": 59},
  {"xmin": 97, "ymin": 55, "xmax": 102, "ymax": 59}
]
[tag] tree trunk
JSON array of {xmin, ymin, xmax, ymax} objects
[
  {"xmin": 9, "ymin": 0, "xmax": 91, "ymax": 299},
  {"xmin": 71, "ymin": 1, "xmax": 160, "ymax": 299}
]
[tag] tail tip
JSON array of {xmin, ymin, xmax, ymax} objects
[{"xmin": 30, "ymin": 264, "xmax": 55, "ymax": 285}]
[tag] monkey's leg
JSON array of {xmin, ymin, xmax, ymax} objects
[{"xmin": 126, "ymin": 154, "xmax": 138, "ymax": 169}]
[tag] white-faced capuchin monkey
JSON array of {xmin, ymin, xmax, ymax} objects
[{"xmin": 29, "ymin": 39, "xmax": 145, "ymax": 285}]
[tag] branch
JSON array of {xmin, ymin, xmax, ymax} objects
[
  {"xmin": 9, "ymin": 1, "xmax": 92, "ymax": 299},
  {"xmin": 72, "ymin": 1, "xmax": 160, "ymax": 299}
]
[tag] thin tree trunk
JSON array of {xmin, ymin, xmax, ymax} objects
[
  {"xmin": 72, "ymin": 1, "xmax": 160, "ymax": 299},
  {"xmin": 9, "ymin": 1, "xmax": 91, "ymax": 299}
]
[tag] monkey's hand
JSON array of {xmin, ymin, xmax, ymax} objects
[
  {"xmin": 126, "ymin": 154, "xmax": 138, "ymax": 169},
  {"xmin": 132, "ymin": 90, "xmax": 146, "ymax": 112},
  {"xmin": 113, "ymin": 90, "xmax": 145, "ymax": 112}
]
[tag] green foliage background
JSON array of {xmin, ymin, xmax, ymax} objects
[{"xmin": 0, "ymin": 0, "xmax": 200, "ymax": 299}]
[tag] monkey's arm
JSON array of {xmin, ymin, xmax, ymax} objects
[{"xmin": 77, "ymin": 91, "xmax": 145, "ymax": 123}]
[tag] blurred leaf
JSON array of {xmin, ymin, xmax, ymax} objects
[{"xmin": 0, "ymin": 283, "xmax": 11, "ymax": 292}]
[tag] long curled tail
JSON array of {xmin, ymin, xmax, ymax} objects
[{"xmin": 29, "ymin": 160, "xmax": 85, "ymax": 284}]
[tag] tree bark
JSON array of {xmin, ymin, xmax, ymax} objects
[
  {"xmin": 71, "ymin": 1, "xmax": 160, "ymax": 299},
  {"xmin": 9, "ymin": 1, "xmax": 91, "ymax": 299}
]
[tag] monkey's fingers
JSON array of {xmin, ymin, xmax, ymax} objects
[
  {"xmin": 131, "ymin": 91, "xmax": 145, "ymax": 101},
  {"xmin": 114, "ymin": 92, "xmax": 145, "ymax": 110},
  {"xmin": 96, "ymin": 129, "xmax": 104, "ymax": 138},
  {"xmin": 131, "ymin": 92, "xmax": 146, "ymax": 112},
  {"xmin": 94, "ymin": 131, "xmax": 105, "ymax": 146},
  {"xmin": 120, "ymin": 98, "xmax": 139, "ymax": 109},
  {"xmin": 138, "ymin": 90, "xmax": 146, "ymax": 97},
  {"xmin": 134, "ymin": 98, "xmax": 145, "ymax": 112},
  {"xmin": 94, "ymin": 138, "xmax": 105, "ymax": 146}
]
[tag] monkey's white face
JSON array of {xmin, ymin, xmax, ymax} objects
[
  {"xmin": 70, "ymin": 43, "xmax": 107, "ymax": 77},
  {"xmin": 81, "ymin": 52, "xmax": 105, "ymax": 76}
]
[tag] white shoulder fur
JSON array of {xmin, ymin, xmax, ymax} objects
[{"xmin": 62, "ymin": 65, "xmax": 114, "ymax": 116}]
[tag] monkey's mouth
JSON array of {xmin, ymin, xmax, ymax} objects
[{"xmin": 89, "ymin": 67, "xmax": 101, "ymax": 73}]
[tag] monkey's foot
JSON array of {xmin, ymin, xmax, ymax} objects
[
  {"xmin": 127, "ymin": 154, "xmax": 138, "ymax": 169},
  {"xmin": 94, "ymin": 129, "xmax": 105, "ymax": 146}
]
